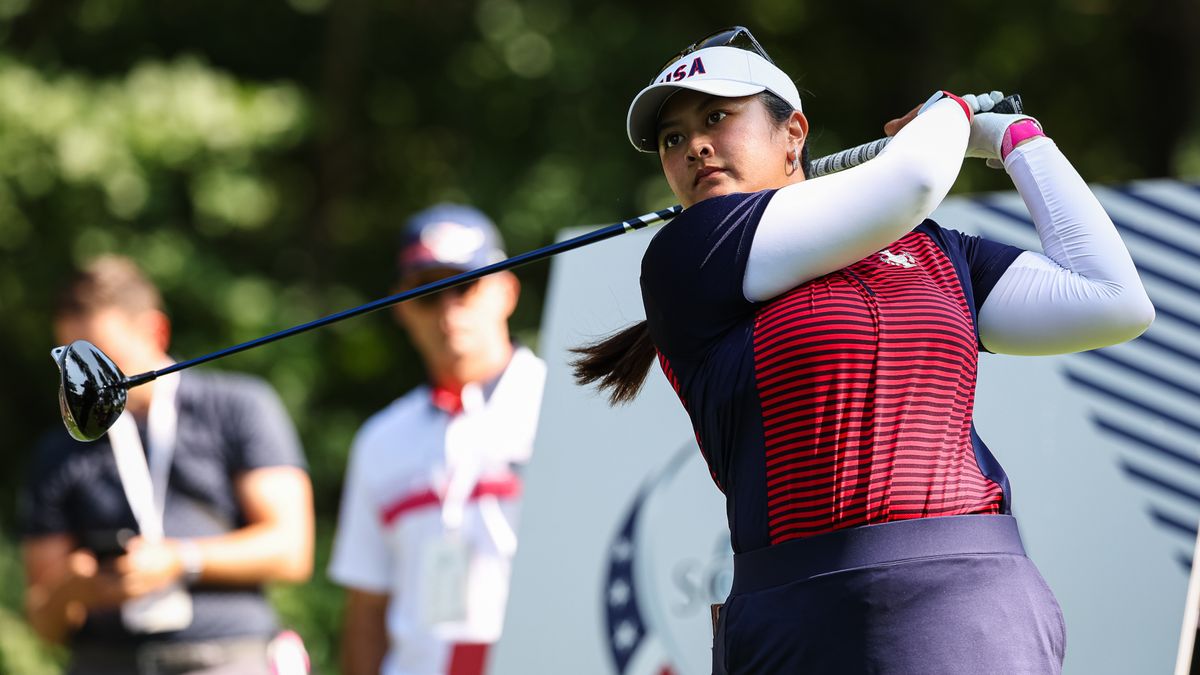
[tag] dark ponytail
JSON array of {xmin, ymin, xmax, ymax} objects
[{"xmin": 570, "ymin": 320, "xmax": 658, "ymax": 405}]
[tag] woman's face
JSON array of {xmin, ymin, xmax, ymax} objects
[{"xmin": 656, "ymin": 90, "xmax": 806, "ymax": 208}]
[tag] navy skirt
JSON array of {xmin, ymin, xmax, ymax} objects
[{"xmin": 713, "ymin": 515, "xmax": 1065, "ymax": 674}]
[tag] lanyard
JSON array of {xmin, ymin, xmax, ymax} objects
[
  {"xmin": 440, "ymin": 383, "xmax": 486, "ymax": 534},
  {"xmin": 107, "ymin": 371, "xmax": 180, "ymax": 541},
  {"xmin": 437, "ymin": 350, "xmax": 537, "ymax": 556}
]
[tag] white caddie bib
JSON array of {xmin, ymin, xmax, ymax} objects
[
  {"xmin": 107, "ymin": 370, "xmax": 194, "ymax": 633},
  {"xmin": 419, "ymin": 534, "xmax": 472, "ymax": 626}
]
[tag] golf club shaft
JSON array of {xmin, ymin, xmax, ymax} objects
[
  {"xmin": 129, "ymin": 205, "xmax": 684, "ymax": 387},
  {"xmin": 126, "ymin": 102, "xmax": 1018, "ymax": 388}
]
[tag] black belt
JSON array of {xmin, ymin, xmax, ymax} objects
[{"xmin": 731, "ymin": 514, "xmax": 1027, "ymax": 596}]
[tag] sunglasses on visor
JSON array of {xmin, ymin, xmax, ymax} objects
[{"xmin": 652, "ymin": 26, "xmax": 774, "ymax": 85}]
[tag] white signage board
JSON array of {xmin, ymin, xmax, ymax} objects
[{"xmin": 493, "ymin": 179, "xmax": 1200, "ymax": 675}]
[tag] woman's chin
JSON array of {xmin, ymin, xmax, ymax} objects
[{"xmin": 692, "ymin": 185, "xmax": 732, "ymax": 204}]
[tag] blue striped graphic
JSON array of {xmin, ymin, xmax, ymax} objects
[
  {"xmin": 972, "ymin": 199, "xmax": 1035, "ymax": 232},
  {"xmin": 1066, "ymin": 371, "xmax": 1200, "ymax": 436},
  {"xmin": 1153, "ymin": 304, "xmax": 1200, "ymax": 335},
  {"xmin": 1115, "ymin": 187, "xmax": 1200, "ymax": 228},
  {"xmin": 1151, "ymin": 508, "xmax": 1200, "ymax": 540},
  {"xmin": 970, "ymin": 184, "xmax": 1200, "ymax": 575},
  {"xmin": 1080, "ymin": 349, "xmax": 1200, "ymax": 401},
  {"xmin": 1095, "ymin": 418, "xmax": 1200, "ymax": 471},
  {"xmin": 973, "ymin": 199, "xmax": 1200, "ymax": 300},
  {"xmin": 1120, "ymin": 462, "xmax": 1200, "ymax": 507},
  {"xmin": 1149, "ymin": 507, "xmax": 1198, "ymax": 575},
  {"xmin": 1134, "ymin": 332, "xmax": 1200, "ymax": 369},
  {"xmin": 1128, "ymin": 264, "xmax": 1200, "ymax": 300},
  {"xmin": 983, "ymin": 196, "xmax": 1200, "ymax": 261}
]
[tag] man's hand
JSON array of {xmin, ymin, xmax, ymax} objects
[
  {"xmin": 66, "ymin": 549, "xmax": 129, "ymax": 610},
  {"xmin": 114, "ymin": 536, "xmax": 185, "ymax": 598},
  {"xmin": 22, "ymin": 542, "xmax": 144, "ymax": 645}
]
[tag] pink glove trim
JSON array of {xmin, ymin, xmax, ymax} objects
[
  {"xmin": 1001, "ymin": 119, "xmax": 1044, "ymax": 160},
  {"xmin": 941, "ymin": 91, "xmax": 972, "ymax": 121}
]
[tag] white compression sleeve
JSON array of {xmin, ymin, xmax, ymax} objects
[
  {"xmin": 978, "ymin": 137, "xmax": 1154, "ymax": 354},
  {"xmin": 743, "ymin": 97, "xmax": 969, "ymax": 303}
]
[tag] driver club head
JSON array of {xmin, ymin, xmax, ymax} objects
[{"xmin": 51, "ymin": 340, "xmax": 128, "ymax": 442}]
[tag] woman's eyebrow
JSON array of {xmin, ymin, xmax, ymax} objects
[{"xmin": 658, "ymin": 95, "xmax": 721, "ymax": 135}]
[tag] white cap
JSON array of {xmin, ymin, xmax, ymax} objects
[{"xmin": 626, "ymin": 46, "xmax": 802, "ymax": 153}]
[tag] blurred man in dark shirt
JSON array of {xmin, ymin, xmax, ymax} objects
[{"xmin": 20, "ymin": 255, "xmax": 314, "ymax": 675}]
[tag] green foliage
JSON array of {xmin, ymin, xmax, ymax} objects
[
  {"xmin": 1, "ymin": 1, "xmax": 1197, "ymax": 673},
  {"xmin": 268, "ymin": 519, "xmax": 344, "ymax": 674},
  {"xmin": 0, "ymin": 536, "xmax": 64, "ymax": 674}
]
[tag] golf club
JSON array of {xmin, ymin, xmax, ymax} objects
[{"xmin": 51, "ymin": 94, "xmax": 1022, "ymax": 442}]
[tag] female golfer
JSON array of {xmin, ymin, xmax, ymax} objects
[{"xmin": 574, "ymin": 27, "xmax": 1154, "ymax": 674}]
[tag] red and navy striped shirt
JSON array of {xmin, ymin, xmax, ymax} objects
[{"xmin": 640, "ymin": 190, "xmax": 1024, "ymax": 552}]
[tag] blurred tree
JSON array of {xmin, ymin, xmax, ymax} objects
[{"xmin": 1, "ymin": 1, "xmax": 1197, "ymax": 673}]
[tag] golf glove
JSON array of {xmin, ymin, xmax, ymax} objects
[
  {"xmin": 961, "ymin": 91, "xmax": 1005, "ymax": 114},
  {"xmin": 968, "ymin": 113, "xmax": 1042, "ymax": 168}
]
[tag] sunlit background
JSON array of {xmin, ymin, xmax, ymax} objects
[{"xmin": 1, "ymin": 1, "xmax": 1197, "ymax": 672}]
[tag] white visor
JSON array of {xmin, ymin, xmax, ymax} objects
[{"xmin": 626, "ymin": 46, "xmax": 802, "ymax": 153}]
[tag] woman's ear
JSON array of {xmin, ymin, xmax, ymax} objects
[{"xmin": 788, "ymin": 110, "xmax": 809, "ymax": 148}]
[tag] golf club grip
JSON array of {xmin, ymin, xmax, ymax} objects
[{"xmin": 808, "ymin": 94, "xmax": 1023, "ymax": 178}]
